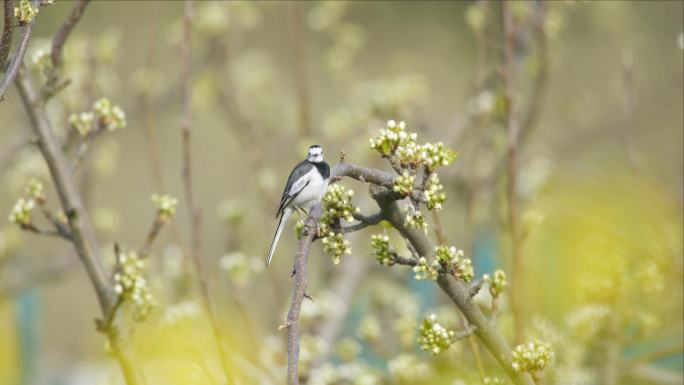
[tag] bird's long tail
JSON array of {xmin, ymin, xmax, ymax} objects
[{"xmin": 266, "ymin": 207, "xmax": 292, "ymax": 266}]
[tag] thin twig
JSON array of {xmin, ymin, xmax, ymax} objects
[
  {"xmin": 501, "ymin": 1, "xmax": 525, "ymax": 344},
  {"xmin": 180, "ymin": 1, "xmax": 232, "ymax": 383},
  {"xmin": 0, "ymin": 0, "xmax": 14, "ymax": 68},
  {"xmin": 340, "ymin": 211, "xmax": 384, "ymax": 234},
  {"xmin": 0, "ymin": 11, "xmax": 34, "ymax": 101},
  {"xmin": 49, "ymin": 0, "xmax": 89, "ymax": 76},
  {"xmin": 139, "ymin": 214, "xmax": 163, "ymax": 257},
  {"xmin": 290, "ymin": 1, "xmax": 311, "ymax": 136}
]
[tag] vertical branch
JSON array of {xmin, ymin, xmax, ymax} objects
[
  {"xmin": 0, "ymin": 0, "xmax": 14, "ymax": 67},
  {"xmin": 181, "ymin": 2, "xmax": 198, "ymax": 264},
  {"xmin": 286, "ymin": 206, "xmax": 321, "ymax": 385},
  {"xmin": 500, "ymin": 1, "xmax": 524, "ymax": 344},
  {"xmin": 180, "ymin": 1, "xmax": 232, "ymax": 382},
  {"xmin": 290, "ymin": 1, "xmax": 312, "ymax": 136}
]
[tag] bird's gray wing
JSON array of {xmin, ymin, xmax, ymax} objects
[{"xmin": 276, "ymin": 161, "xmax": 313, "ymax": 217}]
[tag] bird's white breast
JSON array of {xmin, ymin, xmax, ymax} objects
[{"xmin": 291, "ymin": 167, "xmax": 328, "ymax": 210}]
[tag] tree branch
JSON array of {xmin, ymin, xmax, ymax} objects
[
  {"xmin": 180, "ymin": 2, "xmax": 232, "ymax": 382},
  {"xmin": 49, "ymin": 0, "xmax": 89, "ymax": 77},
  {"xmin": 15, "ymin": 73, "xmax": 111, "ymax": 310},
  {"xmin": 0, "ymin": 7, "xmax": 34, "ymax": 102},
  {"xmin": 286, "ymin": 205, "xmax": 322, "ymax": 385},
  {"xmin": 340, "ymin": 211, "xmax": 384, "ymax": 234},
  {"xmin": 371, "ymin": 187, "xmax": 533, "ymax": 385},
  {"xmin": 279, "ymin": 160, "xmax": 535, "ymax": 385},
  {"xmin": 0, "ymin": 0, "xmax": 14, "ymax": 68},
  {"xmin": 15, "ymin": 72, "xmax": 144, "ymax": 385}
]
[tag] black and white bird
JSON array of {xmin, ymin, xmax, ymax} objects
[{"xmin": 266, "ymin": 145, "xmax": 330, "ymax": 266}]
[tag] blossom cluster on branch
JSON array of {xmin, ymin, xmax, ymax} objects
[
  {"xmin": 69, "ymin": 97, "xmax": 126, "ymax": 137},
  {"xmin": 113, "ymin": 249, "xmax": 156, "ymax": 322},
  {"xmin": 319, "ymin": 184, "xmax": 359, "ymax": 264},
  {"xmin": 417, "ymin": 313, "xmax": 457, "ymax": 355}
]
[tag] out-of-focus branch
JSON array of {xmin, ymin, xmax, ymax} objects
[
  {"xmin": 290, "ymin": 1, "xmax": 311, "ymax": 136},
  {"xmin": 518, "ymin": 1, "xmax": 548, "ymax": 146},
  {"xmin": 181, "ymin": 0, "xmax": 202, "ymax": 284},
  {"xmin": 0, "ymin": 8, "xmax": 34, "ymax": 101},
  {"xmin": 285, "ymin": 205, "xmax": 321, "ymax": 385},
  {"xmin": 15, "ymin": 72, "xmax": 144, "ymax": 385},
  {"xmin": 0, "ymin": 0, "xmax": 14, "ymax": 67},
  {"xmin": 309, "ymin": 254, "xmax": 368, "ymax": 371},
  {"xmin": 48, "ymin": 0, "xmax": 89, "ymax": 85},
  {"xmin": 501, "ymin": 1, "xmax": 525, "ymax": 344},
  {"xmin": 180, "ymin": 2, "xmax": 232, "ymax": 383}
]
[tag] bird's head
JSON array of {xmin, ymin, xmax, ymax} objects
[{"xmin": 306, "ymin": 145, "xmax": 324, "ymax": 163}]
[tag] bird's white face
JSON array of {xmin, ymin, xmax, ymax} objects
[{"xmin": 307, "ymin": 146, "xmax": 324, "ymax": 163}]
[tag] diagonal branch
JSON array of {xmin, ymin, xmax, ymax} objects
[
  {"xmin": 15, "ymin": 71, "xmax": 144, "ymax": 385},
  {"xmin": 331, "ymin": 162, "xmax": 534, "ymax": 385},
  {"xmin": 15, "ymin": 73, "xmax": 111, "ymax": 310},
  {"xmin": 49, "ymin": 0, "xmax": 89, "ymax": 75},
  {"xmin": 370, "ymin": 185, "xmax": 534, "ymax": 385}
]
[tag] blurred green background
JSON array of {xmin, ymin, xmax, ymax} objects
[{"xmin": 0, "ymin": 1, "xmax": 682, "ymax": 385}]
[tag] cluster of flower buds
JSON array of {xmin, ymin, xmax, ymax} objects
[
  {"xmin": 151, "ymin": 194, "xmax": 178, "ymax": 223},
  {"xmin": 370, "ymin": 234, "xmax": 393, "ymax": 266},
  {"xmin": 69, "ymin": 112, "xmax": 96, "ymax": 137},
  {"xmin": 369, "ymin": 120, "xmax": 417, "ymax": 157},
  {"xmin": 14, "ymin": 0, "xmax": 38, "ymax": 25},
  {"xmin": 423, "ymin": 173, "xmax": 446, "ymax": 210},
  {"xmin": 113, "ymin": 250, "xmax": 155, "ymax": 322},
  {"xmin": 25, "ymin": 178, "xmax": 45, "ymax": 202},
  {"xmin": 412, "ymin": 257, "xmax": 438, "ymax": 281},
  {"xmin": 8, "ymin": 198, "xmax": 35, "ymax": 227},
  {"xmin": 421, "ymin": 142, "xmax": 457, "ymax": 172},
  {"xmin": 417, "ymin": 314, "xmax": 456, "ymax": 355},
  {"xmin": 93, "ymin": 98, "xmax": 127, "ymax": 131},
  {"xmin": 320, "ymin": 185, "xmax": 358, "ymax": 232},
  {"xmin": 69, "ymin": 98, "xmax": 126, "ymax": 136},
  {"xmin": 434, "ymin": 245, "xmax": 474, "ymax": 282},
  {"xmin": 404, "ymin": 207, "xmax": 428, "ymax": 234},
  {"xmin": 512, "ymin": 340, "xmax": 554, "ymax": 373},
  {"xmin": 319, "ymin": 184, "xmax": 358, "ymax": 264},
  {"xmin": 321, "ymin": 231, "xmax": 351, "ymax": 265},
  {"xmin": 294, "ymin": 218, "xmax": 304, "ymax": 240},
  {"xmin": 393, "ymin": 171, "xmax": 415, "ymax": 196},
  {"xmin": 370, "ymin": 120, "xmax": 457, "ymax": 173},
  {"xmin": 8, "ymin": 179, "xmax": 46, "ymax": 227},
  {"xmin": 484, "ymin": 269, "xmax": 507, "ymax": 298}
]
